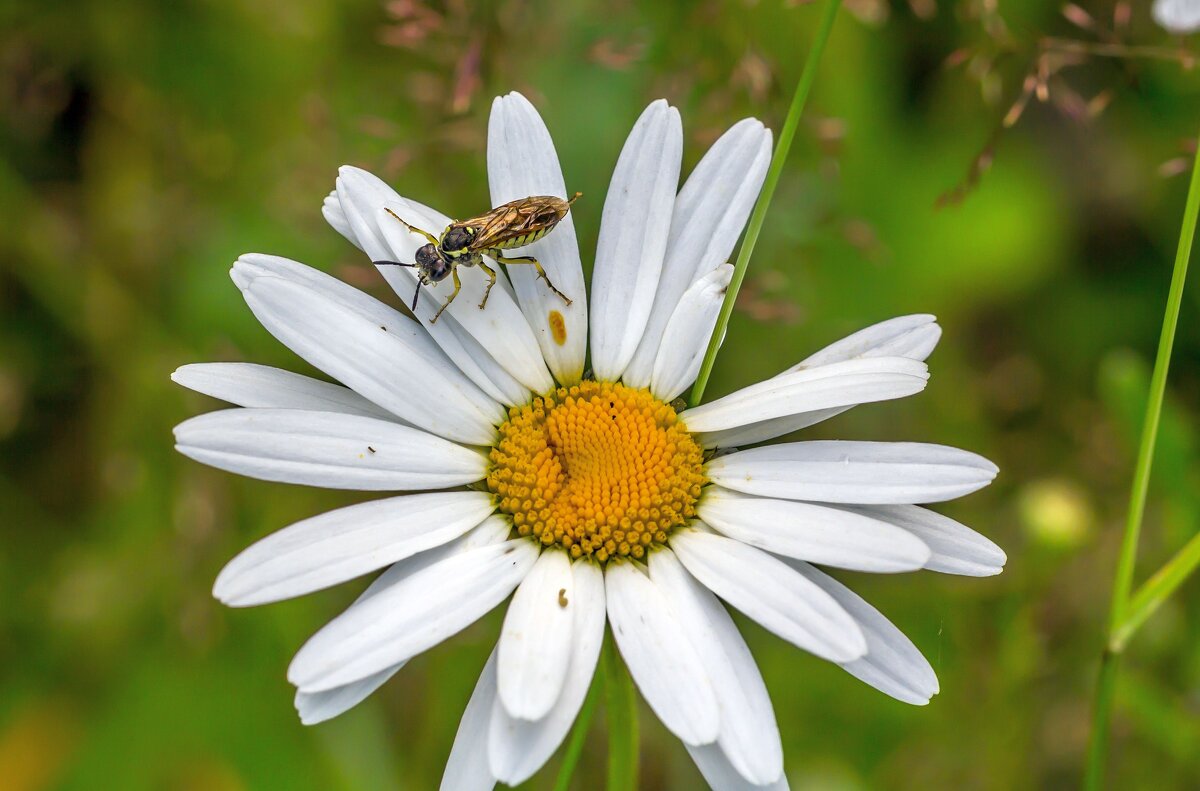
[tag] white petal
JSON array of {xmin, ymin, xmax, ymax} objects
[
  {"xmin": 231, "ymin": 254, "xmax": 455, "ymax": 375},
  {"xmin": 649, "ymin": 265, "xmax": 734, "ymax": 402},
  {"xmin": 589, "ymin": 100, "xmax": 683, "ymax": 381},
  {"xmin": 213, "ymin": 491, "xmax": 496, "ymax": 606},
  {"xmin": 326, "ymin": 170, "xmax": 529, "ymax": 407},
  {"xmin": 669, "ymin": 528, "xmax": 866, "ymax": 662},
  {"xmin": 322, "ymin": 189, "xmax": 354, "ymax": 242},
  {"xmin": 625, "ymin": 119, "xmax": 772, "ymax": 388},
  {"xmin": 699, "ymin": 488, "xmax": 930, "ymax": 572},
  {"xmin": 686, "ymin": 743, "xmax": 790, "ymax": 791},
  {"xmin": 290, "ymin": 519, "xmax": 509, "ymax": 726},
  {"xmin": 232, "ymin": 253, "xmax": 518, "ymax": 424},
  {"xmin": 650, "ymin": 550, "xmax": 782, "ymax": 786},
  {"xmin": 605, "ymin": 560, "xmax": 719, "ymax": 745},
  {"xmin": 441, "ymin": 651, "xmax": 499, "ymax": 791},
  {"xmin": 360, "ymin": 514, "xmax": 516, "ymax": 599},
  {"xmin": 173, "ymin": 408, "xmax": 486, "ymax": 491},
  {"xmin": 682, "ymin": 357, "xmax": 929, "ymax": 436},
  {"xmin": 335, "ymin": 167, "xmax": 555, "ymax": 396},
  {"xmin": 488, "ymin": 559, "xmax": 605, "ymax": 785},
  {"xmin": 836, "ymin": 504, "xmax": 1006, "ymax": 576},
  {"xmin": 707, "ymin": 441, "xmax": 998, "ymax": 505},
  {"xmin": 172, "ymin": 363, "xmax": 395, "ymax": 421},
  {"xmin": 487, "ymin": 92, "xmax": 587, "ymax": 384},
  {"xmin": 239, "ymin": 270, "xmax": 503, "ymax": 445},
  {"xmin": 697, "ymin": 407, "xmax": 849, "ymax": 449},
  {"xmin": 294, "ymin": 663, "xmax": 403, "ymax": 725},
  {"xmin": 497, "ymin": 549, "xmax": 574, "ymax": 721},
  {"xmin": 454, "ymin": 514, "xmax": 518, "ymax": 551},
  {"xmin": 1154, "ymin": 0, "xmax": 1200, "ymax": 33},
  {"xmin": 698, "ymin": 316, "xmax": 940, "ymax": 448},
  {"xmin": 289, "ymin": 539, "xmax": 538, "ymax": 692},
  {"xmin": 793, "ymin": 314, "xmax": 941, "ymax": 370},
  {"xmin": 787, "ymin": 561, "xmax": 939, "ymax": 705},
  {"xmin": 428, "ymin": 320, "xmax": 533, "ymax": 407},
  {"xmin": 326, "ymin": 166, "xmax": 447, "ymax": 273}
]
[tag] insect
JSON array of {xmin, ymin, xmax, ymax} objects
[{"xmin": 375, "ymin": 193, "xmax": 580, "ymax": 324}]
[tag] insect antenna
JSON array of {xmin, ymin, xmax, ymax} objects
[{"xmin": 371, "ymin": 260, "xmax": 423, "ymax": 314}]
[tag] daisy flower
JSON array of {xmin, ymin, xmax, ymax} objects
[
  {"xmin": 173, "ymin": 92, "xmax": 1005, "ymax": 790},
  {"xmin": 1154, "ymin": 0, "xmax": 1200, "ymax": 33}
]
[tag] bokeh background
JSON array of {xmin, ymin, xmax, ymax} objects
[{"xmin": 3, "ymin": 0, "xmax": 1200, "ymax": 788}]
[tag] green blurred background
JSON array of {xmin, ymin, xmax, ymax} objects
[{"xmin": 2, "ymin": 0, "xmax": 1199, "ymax": 788}]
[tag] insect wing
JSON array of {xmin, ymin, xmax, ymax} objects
[{"xmin": 465, "ymin": 195, "xmax": 570, "ymax": 251}]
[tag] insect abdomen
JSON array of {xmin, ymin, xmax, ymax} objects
[{"xmin": 492, "ymin": 227, "xmax": 553, "ymax": 250}]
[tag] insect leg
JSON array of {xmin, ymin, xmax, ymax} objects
[
  {"xmin": 477, "ymin": 260, "xmax": 498, "ymax": 310},
  {"xmin": 384, "ymin": 208, "xmax": 439, "ymax": 246},
  {"xmin": 492, "ymin": 253, "xmax": 573, "ymax": 305},
  {"xmin": 431, "ymin": 267, "xmax": 463, "ymax": 324}
]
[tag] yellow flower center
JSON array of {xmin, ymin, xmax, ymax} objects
[{"xmin": 487, "ymin": 381, "xmax": 706, "ymax": 562}]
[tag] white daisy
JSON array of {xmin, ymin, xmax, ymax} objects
[
  {"xmin": 1154, "ymin": 0, "xmax": 1200, "ymax": 33},
  {"xmin": 173, "ymin": 92, "xmax": 1005, "ymax": 790}
]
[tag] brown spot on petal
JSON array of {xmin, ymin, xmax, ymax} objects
[{"xmin": 549, "ymin": 310, "xmax": 567, "ymax": 346}]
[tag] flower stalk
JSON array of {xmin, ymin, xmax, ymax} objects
[
  {"xmin": 604, "ymin": 635, "xmax": 639, "ymax": 791},
  {"xmin": 553, "ymin": 666, "xmax": 602, "ymax": 791}
]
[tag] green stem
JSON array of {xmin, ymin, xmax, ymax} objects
[
  {"xmin": 1085, "ymin": 131, "xmax": 1200, "ymax": 789},
  {"xmin": 1111, "ymin": 530, "xmax": 1200, "ymax": 652},
  {"xmin": 604, "ymin": 635, "xmax": 638, "ymax": 791},
  {"xmin": 1085, "ymin": 651, "xmax": 1120, "ymax": 791},
  {"xmin": 687, "ymin": 0, "xmax": 843, "ymax": 408},
  {"xmin": 552, "ymin": 664, "xmax": 603, "ymax": 791}
]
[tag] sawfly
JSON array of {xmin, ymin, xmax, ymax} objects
[{"xmin": 375, "ymin": 193, "xmax": 580, "ymax": 324}]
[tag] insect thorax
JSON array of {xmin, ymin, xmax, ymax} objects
[{"xmin": 439, "ymin": 225, "xmax": 475, "ymax": 253}]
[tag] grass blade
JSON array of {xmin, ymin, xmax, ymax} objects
[
  {"xmin": 1084, "ymin": 130, "xmax": 1200, "ymax": 789},
  {"xmin": 1111, "ymin": 530, "xmax": 1200, "ymax": 652},
  {"xmin": 687, "ymin": 0, "xmax": 843, "ymax": 407}
]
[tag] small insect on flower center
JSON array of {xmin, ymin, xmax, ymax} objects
[{"xmin": 488, "ymin": 382, "xmax": 706, "ymax": 563}]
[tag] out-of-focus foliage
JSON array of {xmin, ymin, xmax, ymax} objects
[{"xmin": 2, "ymin": 0, "xmax": 1199, "ymax": 788}]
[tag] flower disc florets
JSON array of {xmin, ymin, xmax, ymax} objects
[{"xmin": 487, "ymin": 381, "xmax": 706, "ymax": 562}]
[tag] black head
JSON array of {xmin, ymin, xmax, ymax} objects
[
  {"xmin": 440, "ymin": 225, "xmax": 474, "ymax": 253},
  {"xmin": 415, "ymin": 244, "xmax": 452, "ymax": 282}
]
